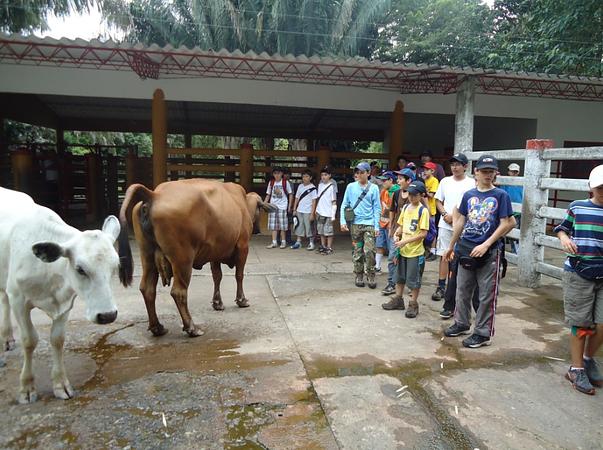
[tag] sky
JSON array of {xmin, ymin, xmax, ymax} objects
[{"xmin": 39, "ymin": 0, "xmax": 496, "ymax": 41}]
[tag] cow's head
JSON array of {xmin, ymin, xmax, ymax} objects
[{"xmin": 32, "ymin": 216, "xmax": 121, "ymax": 324}]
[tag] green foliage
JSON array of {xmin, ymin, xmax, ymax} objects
[{"xmin": 0, "ymin": 0, "xmax": 92, "ymax": 33}]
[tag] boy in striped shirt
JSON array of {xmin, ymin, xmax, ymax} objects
[{"xmin": 555, "ymin": 164, "xmax": 603, "ymax": 395}]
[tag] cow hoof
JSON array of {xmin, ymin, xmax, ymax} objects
[
  {"xmin": 185, "ymin": 326, "xmax": 205, "ymax": 337},
  {"xmin": 53, "ymin": 382, "xmax": 75, "ymax": 400},
  {"xmin": 149, "ymin": 324, "xmax": 168, "ymax": 337},
  {"xmin": 236, "ymin": 298, "xmax": 250, "ymax": 308},
  {"xmin": 212, "ymin": 301, "xmax": 224, "ymax": 311},
  {"xmin": 4, "ymin": 339, "xmax": 15, "ymax": 351},
  {"xmin": 18, "ymin": 389, "xmax": 38, "ymax": 404}
]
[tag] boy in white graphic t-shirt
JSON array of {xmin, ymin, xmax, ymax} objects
[
  {"xmin": 265, "ymin": 167, "xmax": 293, "ymax": 249},
  {"xmin": 291, "ymin": 169, "xmax": 318, "ymax": 250}
]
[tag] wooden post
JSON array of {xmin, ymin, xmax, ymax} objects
[
  {"xmin": 11, "ymin": 147, "xmax": 34, "ymax": 194},
  {"xmin": 152, "ymin": 89, "xmax": 167, "ymax": 188},
  {"xmin": 184, "ymin": 133, "xmax": 193, "ymax": 178},
  {"xmin": 389, "ymin": 100, "xmax": 404, "ymax": 169},
  {"xmin": 317, "ymin": 146, "xmax": 331, "ymax": 177},
  {"xmin": 239, "ymin": 143, "xmax": 253, "ymax": 192},
  {"xmin": 517, "ymin": 139, "xmax": 553, "ymax": 288},
  {"xmin": 86, "ymin": 152, "xmax": 102, "ymax": 223},
  {"xmin": 126, "ymin": 148, "xmax": 137, "ymax": 187}
]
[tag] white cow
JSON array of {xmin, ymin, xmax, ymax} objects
[{"xmin": 0, "ymin": 187, "xmax": 121, "ymax": 403}]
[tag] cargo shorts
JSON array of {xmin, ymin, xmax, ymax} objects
[{"xmin": 562, "ymin": 270, "xmax": 603, "ymax": 327}]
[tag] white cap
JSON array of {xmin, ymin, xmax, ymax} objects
[
  {"xmin": 508, "ymin": 163, "xmax": 520, "ymax": 172},
  {"xmin": 589, "ymin": 164, "xmax": 603, "ymax": 189}
]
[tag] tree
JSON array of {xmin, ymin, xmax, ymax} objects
[
  {"xmin": 487, "ymin": 0, "xmax": 603, "ymax": 77},
  {"xmin": 0, "ymin": 0, "xmax": 92, "ymax": 33}
]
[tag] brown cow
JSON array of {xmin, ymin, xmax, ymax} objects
[{"xmin": 118, "ymin": 179, "xmax": 276, "ymax": 337}]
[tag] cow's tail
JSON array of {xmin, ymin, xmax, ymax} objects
[{"xmin": 118, "ymin": 183, "xmax": 154, "ymax": 287}]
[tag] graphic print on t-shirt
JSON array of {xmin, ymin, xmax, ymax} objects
[{"xmin": 463, "ymin": 196, "xmax": 499, "ymax": 238}]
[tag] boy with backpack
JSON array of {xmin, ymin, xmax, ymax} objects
[
  {"xmin": 422, "ymin": 161, "xmax": 440, "ymax": 261},
  {"xmin": 265, "ymin": 166, "xmax": 293, "ymax": 249},
  {"xmin": 314, "ymin": 166, "xmax": 338, "ymax": 255},
  {"xmin": 375, "ymin": 171, "xmax": 400, "ymax": 273},
  {"xmin": 386, "ymin": 180, "xmax": 431, "ymax": 318},
  {"xmin": 291, "ymin": 169, "xmax": 318, "ymax": 250}
]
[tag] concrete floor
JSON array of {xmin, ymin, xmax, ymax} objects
[{"xmin": 1, "ymin": 235, "xmax": 601, "ymax": 450}]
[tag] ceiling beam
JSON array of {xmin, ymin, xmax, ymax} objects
[{"xmin": 0, "ymin": 93, "xmax": 60, "ymax": 129}]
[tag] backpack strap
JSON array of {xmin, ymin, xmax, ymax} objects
[
  {"xmin": 298, "ymin": 186, "xmax": 317, "ymax": 203},
  {"xmin": 351, "ymin": 184, "xmax": 371, "ymax": 210}
]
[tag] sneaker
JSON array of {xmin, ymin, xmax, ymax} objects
[
  {"xmin": 405, "ymin": 301, "xmax": 419, "ymax": 318},
  {"xmin": 323, "ymin": 248, "xmax": 333, "ymax": 255},
  {"xmin": 307, "ymin": 243, "xmax": 315, "ymax": 251},
  {"xmin": 382, "ymin": 295, "xmax": 405, "ymax": 310},
  {"xmin": 367, "ymin": 273, "xmax": 377, "ymax": 289},
  {"xmin": 462, "ymin": 334, "xmax": 491, "ymax": 348},
  {"xmin": 431, "ymin": 287, "xmax": 445, "ymax": 301},
  {"xmin": 439, "ymin": 309, "xmax": 454, "ymax": 320},
  {"xmin": 317, "ymin": 246, "xmax": 326, "ymax": 254},
  {"xmin": 375, "ymin": 267, "xmax": 382, "ymax": 275},
  {"xmin": 267, "ymin": 242, "xmax": 277, "ymax": 249},
  {"xmin": 280, "ymin": 242, "xmax": 287, "ymax": 249},
  {"xmin": 381, "ymin": 283, "xmax": 396, "ymax": 296},
  {"xmin": 355, "ymin": 273, "xmax": 365, "ymax": 288},
  {"xmin": 426, "ymin": 252, "xmax": 438, "ymax": 262},
  {"xmin": 444, "ymin": 323, "xmax": 470, "ymax": 337},
  {"xmin": 566, "ymin": 367, "xmax": 596, "ymax": 395},
  {"xmin": 290, "ymin": 242, "xmax": 301, "ymax": 249},
  {"xmin": 584, "ymin": 358, "xmax": 603, "ymax": 387}
]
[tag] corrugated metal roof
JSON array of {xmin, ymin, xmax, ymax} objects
[{"xmin": 1, "ymin": 33, "xmax": 602, "ymax": 101}]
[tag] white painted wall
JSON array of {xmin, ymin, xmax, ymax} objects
[{"xmin": 1, "ymin": 63, "xmax": 603, "ymax": 147}]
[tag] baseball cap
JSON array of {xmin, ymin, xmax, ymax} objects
[
  {"xmin": 355, "ymin": 162, "xmax": 371, "ymax": 172},
  {"xmin": 377, "ymin": 171, "xmax": 397, "ymax": 182},
  {"xmin": 406, "ymin": 162, "xmax": 417, "ymax": 170},
  {"xmin": 407, "ymin": 181, "xmax": 427, "ymax": 195},
  {"xmin": 423, "ymin": 162, "xmax": 437, "ymax": 170},
  {"xmin": 475, "ymin": 155, "xmax": 499, "ymax": 170},
  {"xmin": 450, "ymin": 153, "xmax": 469, "ymax": 165},
  {"xmin": 589, "ymin": 164, "xmax": 603, "ymax": 189},
  {"xmin": 394, "ymin": 168, "xmax": 416, "ymax": 180},
  {"xmin": 508, "ymin": 163, "xmax": 520, "ymax": 171}
]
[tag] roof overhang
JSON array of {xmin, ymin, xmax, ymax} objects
[{"xmin": 1, "ymin": 34, "xmax": 602, "ymax": 102}]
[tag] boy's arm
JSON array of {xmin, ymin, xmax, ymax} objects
[
  {"xmin": 339, "ymin": 186, "xmax": 350, "ymax": 230},
  {"xmin": 310, "ymin": 199, "xmax": 317, "ymax": 217},
  {"xmin": 471, "ymin": 216, "xmax": 516, "ymax": 258},
  {"xmin": 444, "ymin": 208, "xmax": 465, "ymax": 261},
  {"xmin": 292, "ymin": 197, "xmax": 299, "ymax": 212},
  {"xmin": 264, "ymin": 185, "xmax": 271, "ymax": 203},
  {"xmin": 557, "ymin": 230, "xmax": 578, "ymax": 254},
  {"xmin": 397, "ymin": 230, "xmax": 427, "ymax": 247},
  {"xmin": 372, "ymin": 187, "xmax": 381, "ymax": 230}
]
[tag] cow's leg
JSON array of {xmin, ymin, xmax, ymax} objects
[
  {"xmin": 170, "ymin": 263, "xmax": 203, "ymax": 337},
  {"xmin": 0, "ymin": 291, "xmax": 15, "ymax": 351},
  {"xmin": 235, "ymin": 245, "xmax": 250, "ymax": 308},
  {"xmin": 211, "ymin": 262, "xmax": 224, "ymax": 311},
  {"xmin": 50, "ymin": 310, "xmax": 74, "ymax": 400},
  {"xmin": 13, "ymin": 300, "xmax": 38, "ymax": 403},
  {"xmin": 139, "ymin": 246, "xmax": 167, "ymax": 337}
]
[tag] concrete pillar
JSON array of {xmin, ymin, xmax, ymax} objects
[
  {"xmin": 454, "ymin": 77, "xmax": 475, "ymax": 155},
  {"xmin": 152, "ymin": 89, "xmax": 167, "ymax": 188},
  {"xmin": 239, "ymin": 143, "xmax": 253, "ymax": 192},
  {"xmin": 517, "ymin": 139, "xmax": 553, "ymax": 288},
  {"xmin": 388, "ymin": 100, "xmax": 404, "ymax": 169}
]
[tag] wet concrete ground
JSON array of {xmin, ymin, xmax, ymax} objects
[{"xmin": 1, "ymin": 237, "xmax": 601, "ymax": 449}]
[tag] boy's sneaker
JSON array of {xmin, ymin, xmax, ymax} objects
[
  {"xmin": 462, "ymin": 334, "xmax": 491, "ymax": 348},
  {"xmin": 355, "ymin": 273, "xmax": 365, "ymax": 287},
  {"xmin": 566, "ymin": 367, "xmax": 596, "ymax": 395},
  {"xmin": 323, "ymin": 248, "xmax": 333, "ymax": 255},
  {"xmin": 382, "ymin": 295, "xmax": 405, "ymax": 310},
  {"xmin": 381, "ymin": 283, "xmax": 396, "ymax": 296},
  {"xmin": 444, "ymin": 323, "xmax": 470, "ymax": 337},
  {"xmin": 280, "ymin": 242, "xmax": 287, "ymax": 249},
  {"xmin": 367, "ymin": 273, "xmax": 377, "ymax": 289},
  {"xmin": 426, "ymin": 252, "xmax": 438, "ymax": 262},
  {"xmin": 583, "ymin": 358, "xmax": 603, "ymax": 387},
  {"xmin": 405, "ymin": 301, "xmax": 419, "ymax": 318},
  {"xmin": 307, "ymin": 242, "xmax": 315, "ymax": 251},
  {"xmin": 375, "ymin": 267, "xmax": 382, "ymax": 275},
  {"xmin": 439, "ymin": 309, "xmax": 454, "ymax": 320},
  {"xmin": 317, "ymin": 246, "xmax": 326, "ymax": 254},
  {"xmin": 431, "ymin": 287, "xmax": 445, "ymax": 301},
  {"xmin": 267, "ymin": 242, "xmax": 277, "ymax": 249},
  {"xmin": 290, "ymin": 242, "xmax": 301, "ymax": 249}
]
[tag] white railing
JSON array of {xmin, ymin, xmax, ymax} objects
[{"xmin": 466, "ymin": 141, "xmax": 603, "ymax": 288}]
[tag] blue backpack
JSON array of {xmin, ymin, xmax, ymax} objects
[{"xmin": 402, "ymin": 204, "xmax": 437, "ymax": 247}]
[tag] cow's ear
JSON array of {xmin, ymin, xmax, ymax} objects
[
  {"xmin": 102, "ymin": 215, "xmax": 120, "ymax": 243},
  {"xmin": 32, "ymin": 242, "xmax": 66, "ymax": 263}
]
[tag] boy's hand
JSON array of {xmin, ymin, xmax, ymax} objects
[
  {"xmin": 310, "ymin": 212, "xmax": 315, "ymax": 221},
  {"xmin": 340, "ymin": 224, "xmax": 349, "ymax": 232},
  {"xmin": 443, "ymin": 214, "xmax": 453, "ymax": 225},
  {"xmin": 470, "ymin": 243, "xmax": 490, "ymax": 258},
  {"xmin": 559, "ymin": 235, "xmax": 578, "ymax": 254},
  {"xmin": 444, "ymin": 248, "xmax": 454, "ymax": 262}
]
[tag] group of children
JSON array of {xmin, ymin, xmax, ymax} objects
[{"xmin": 264, "ymin": 166, "xmax": 338, "ymax": 254}]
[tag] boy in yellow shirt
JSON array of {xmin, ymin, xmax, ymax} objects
[
  {"xmin": 384, "ymin": 181, "xmax": 430, "ymax": 318},
  {"xmin": 423, "ymin": 162, "xmax": 439, "ymax": 261}
]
